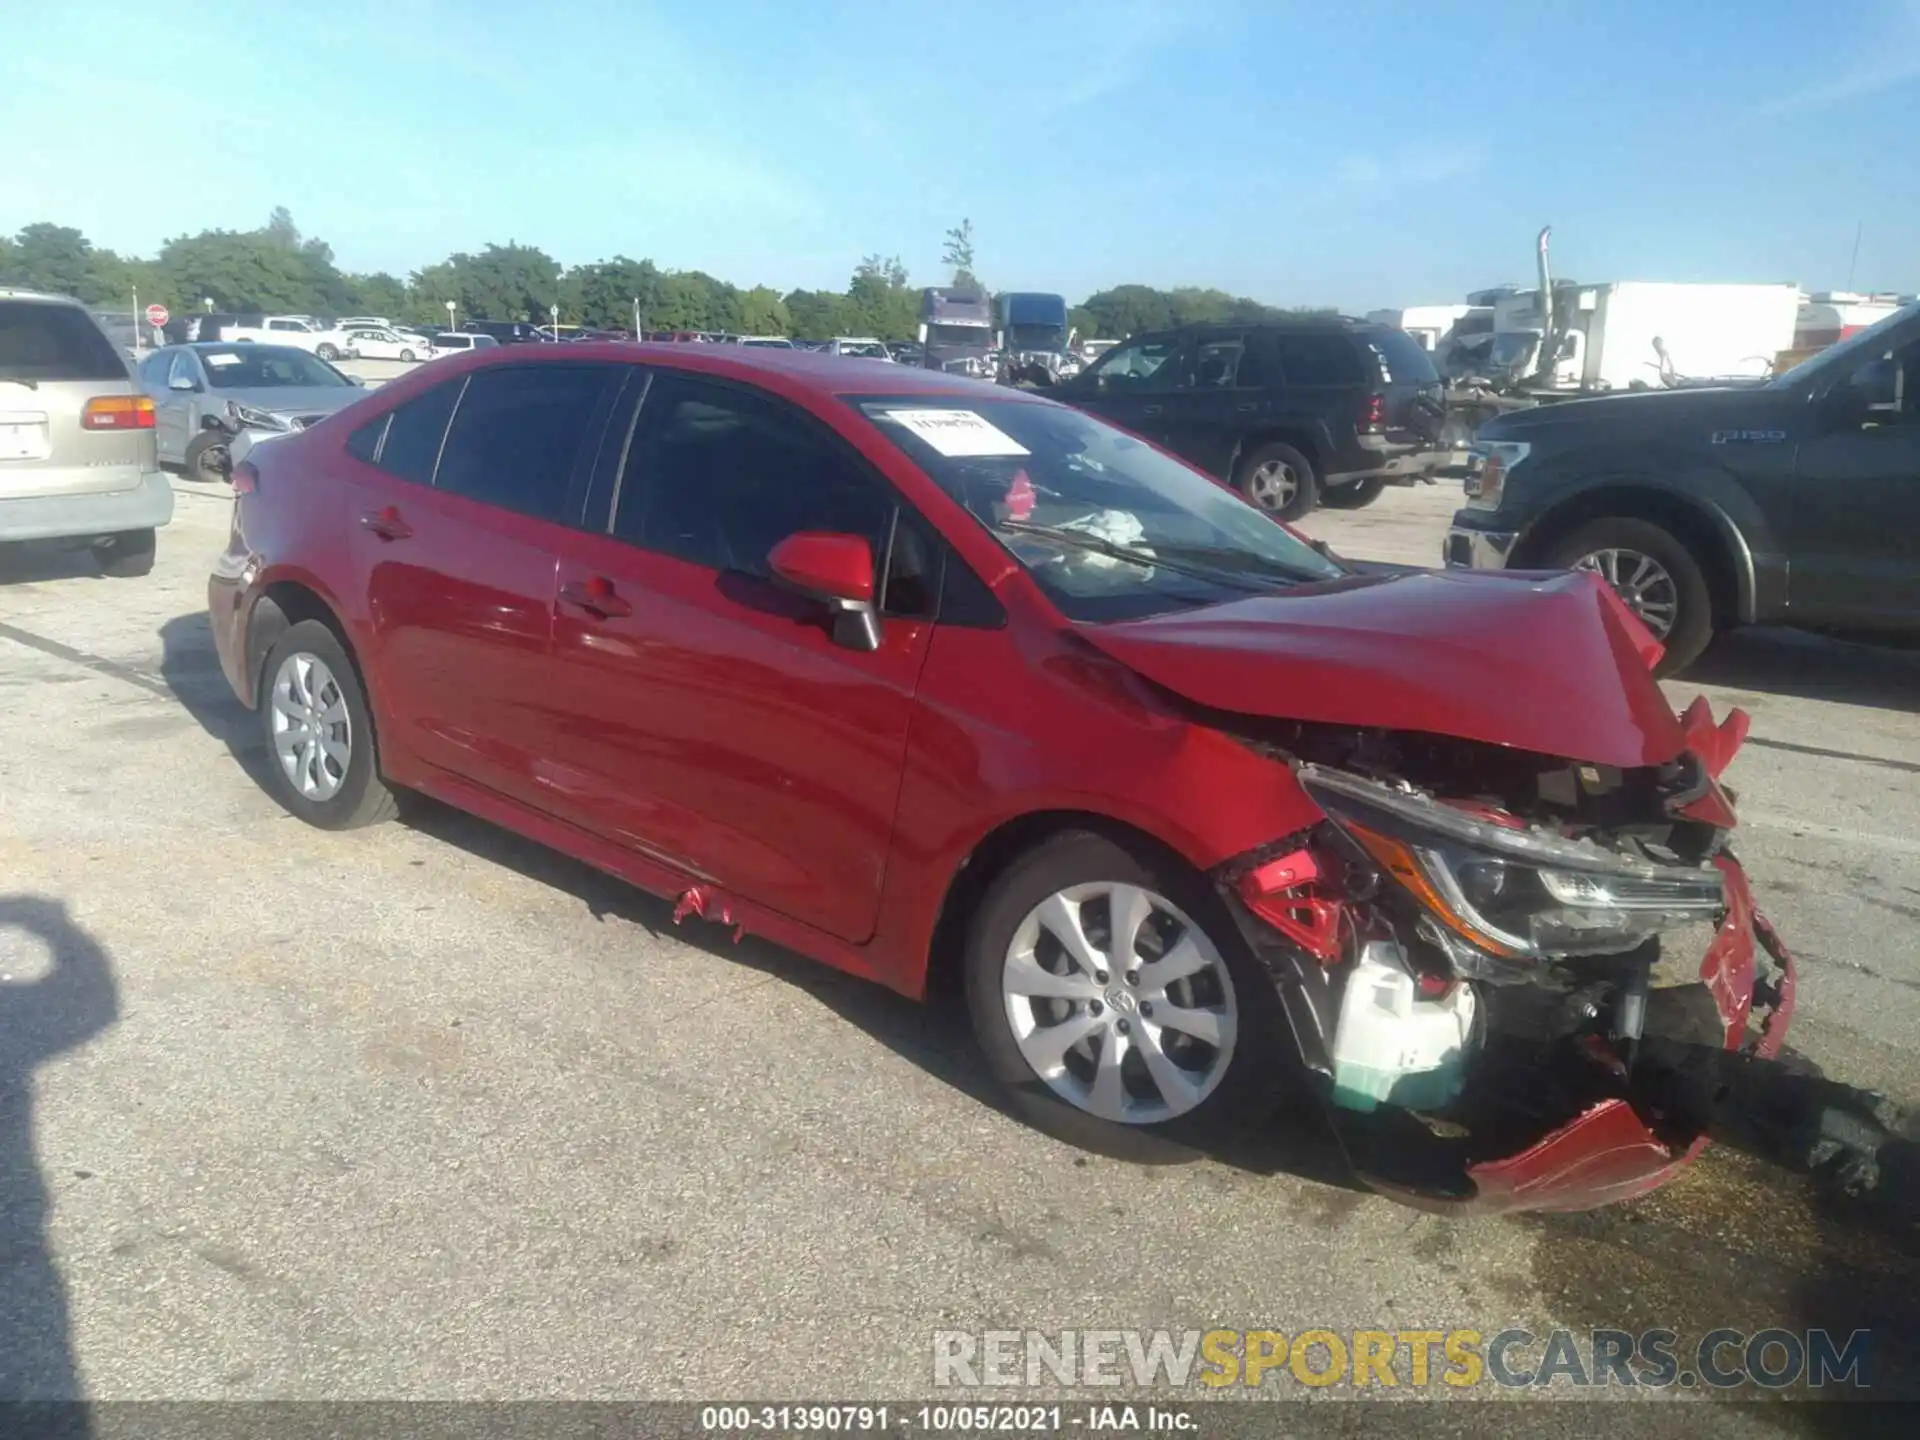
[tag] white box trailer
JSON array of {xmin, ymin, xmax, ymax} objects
[
  {"xmin": 1365, "ymin": 303, "xmax": 1479, "ymax": 352},
  {"xmin": 1513, "ymin": 282, "xmax": 1800, "ymax": 391}
]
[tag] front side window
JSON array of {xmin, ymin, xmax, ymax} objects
[
  {"xmin": 1083, "ymin": 335, "xmax": 1184, "ymax": 391},
  {"xmin": 858, "ymin": 396, "xmax": 1344, "ymax": 622},
  {"xmin": 1187, "ymin": 338, "xmax": 1244, "ymax": 389},
  {"xmin": 614, "ymin": 374, "xmax": 902, "ymax": 593},
  {"xmin": 434, "ymin": 364, "xmax": 621, "ymax": 522}
]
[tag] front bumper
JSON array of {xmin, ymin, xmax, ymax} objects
[
  {"xmin": 1442, "ymin": 521, "xmax": 1519, "ymax": 569},
  {"xmin": 0, "ymin": 468, "xmax": 174, "ymax": 543},
  {"xmin": 1359, "ymin": 857, "xmax": 1796, "ymax": 1215}
]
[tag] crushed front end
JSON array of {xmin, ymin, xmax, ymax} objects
[{"xmin": 1213, "ymin": 704, "xmax": 1796, "ymax": 1214}]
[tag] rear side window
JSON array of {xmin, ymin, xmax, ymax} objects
[
  {"xmin": 1271, "ymin": 332, "xmax": 1368, "ymax": 385},
  {"xmin": 0, "ymin": 301, "xmax": 129, "ymax": 382},
  {"xmin": 1367, "ymin": 328, "xmax": 1441, "ymax": 385},
  {"xmin": 346, "ymin": 415, "xmax": 388, "ymax": 464},
  {"xmin": 376, "ymin": 379, "xmax": 462, "ymax": 485},
  {"xmin": 435, "ymin": 365, "xmax": 621, "ymax": 523}
]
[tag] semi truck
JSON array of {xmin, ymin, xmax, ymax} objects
[
  {"xmin": 995, "ymin": 292, "xmax": 1077, "ymax": 383},
  {"xmin": 917, "ymin": 287, "xmax": 995, "ymax": 377}
]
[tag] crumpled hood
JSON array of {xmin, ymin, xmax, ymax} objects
[
  {"xmin": 224, "ymin": 385, "xmax": 364, "ymax": 419},
  {"xmin": 1078, "ymin": 567, "xmax": 1686, "ymax": 769}
]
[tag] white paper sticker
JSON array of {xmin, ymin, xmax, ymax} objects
[
  {"xmin": 205, "ymin": 353, "xmax": 242, "ymax": 367},
  {"xmin": 884, "ymin": 408, "xmax": 1029, "ymax": 458}
]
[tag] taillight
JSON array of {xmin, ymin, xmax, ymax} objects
[
  {"xmin": 231, "ymin": 461, "xmax": 260, "ymax": 495},
  {"xmin": 1359, "ymin": 393, "xmax": 1386, "ymax": 432},
  {"xmin": 82, "ymin": 395, "xmax": 156, "ymax": 430}
]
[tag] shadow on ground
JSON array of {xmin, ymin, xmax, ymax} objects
[
  {"xmin": 156, "ymin": 612, "xmax": 274, "ymax": 790},
  {"xmin": 0, "ymin": 896, "xmax": 118, "ymax": 1421},
  {"xmin": 0, "ymin": 542, "xmax": 103, "ymax": 588},
  {"xmin": 1690, "ymin": 627, "xmax": 1920, "ymax": 717}
]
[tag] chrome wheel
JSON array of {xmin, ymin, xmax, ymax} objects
[
  {"xmin": 270, "ymin": 652, "xmax": 352, "ymax": 802},
  {"xmin": 1575, "ymin": 548, "xmax": 1680, "ymax": 638},
  {"xmin": 1244, "ymin": 460, "xmax": 1299, "ymax": 512},
  {"xmin": 1001, "ymin": 882, "xmax": 1238, "ymax": 1125}
]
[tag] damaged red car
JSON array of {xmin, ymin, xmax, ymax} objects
[{"xmin": 207, "ymin": 344, "xmax": 1795, "ymax": 1213}]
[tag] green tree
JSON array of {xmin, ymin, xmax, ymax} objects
[
  {"xmin": 563, "ymin": 256, "xmax": 662, "ymax": 331},
  {"xmin": 734, "ymin": 284, "xmax": 791, "ymax": 336},
  {"xmin": 846, "ymin": 254, "xmax": 918, "ymax": 339},
  {"xmin": 784, "ymin": 288, "xmax": 854, "ymax": 339},
  {"xmin": 345, "ymin": 271, "xmax": 410, "ymax": 318},
  {"xmin": 157, "ymin": 229, "xmax": 325, "ymax": 311},
  {"xmin": 2, "ymin": 223, "xmax": 96, "ymax": 299},
  {"xmin": 651, "ymin": 271, "xmax": 736, "ymax": 331},
  {"xmin": 941, "ymin": 219, "xmax": 979, "ymax": 289},
  {"xmin": 266, "ymin": 206, "xmax": 301, "ymax": 249}
]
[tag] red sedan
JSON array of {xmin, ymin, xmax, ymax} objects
[{"xmin": 207, "ymin": 343, "xmax": 1793, "ymax": 1213}]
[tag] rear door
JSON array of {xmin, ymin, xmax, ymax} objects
[
  {"xmin": 341, "ymin": 362, "xmax": 629, "ymax": 805},
  {"xmin": 0, "ymin": 298, "xmax": 151, "ymax": 503},
  {"xmin": 1268, "ymin": 329, "xmax": 1372, "ymax": 473},
  {"xmin": 546, "ymin": 370, "xmax": 938, "ymax": 943}
]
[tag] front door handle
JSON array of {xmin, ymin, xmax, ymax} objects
[
  {"xmin": 361, "ymin": 506, "xmax": 411, "ymax": 541},
  {"xmin": 1141, "ymin": 404, "xmax": 1164, "ymax": 417},
  {"xmin": 559, "ymin": 576, "xmax": 633, "ymax": 619},
  {"xmin": 1236, "ymin": 402, "xmax": 1260, "ymax": 413}
]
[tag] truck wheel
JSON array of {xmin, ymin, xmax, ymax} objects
[
  {"xmin": 184, "ymin": 431, "xmax": 229, "ymax": 484},
  {"xmin": 1235, "ymin": 442, "xmax": 1317, "ymax": 521},
  {"xmin": 1318, "ymin": 476, "xmax": 1387, "ymax": 510},
  {"xmin": 1544, "ymin": 518, "xmax": 1714, "ymax": 676}
]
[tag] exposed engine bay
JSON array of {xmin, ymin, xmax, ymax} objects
[{"xmin": 1211, "ymin": 714, "xmax": 1799, "ymax": 1209}]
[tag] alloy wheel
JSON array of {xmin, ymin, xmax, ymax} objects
[
  {"xmin": 1001, "ymin": 882, "xmax": 1238, "ymax": 1124},
  {"xmin": 193, "ymin": 443, "xmax": 229, "ymax": 484},
  {"xmin": 1245, "ymin": 460, "xmax": 1299, "ymax": 512},
  {"xmin": 270, "ymin": 652, "xmax": 352, "ymax": 802},
  {"xmin": 1575, "ymin": 548, "xmax": 1680, "ymax": 638}
]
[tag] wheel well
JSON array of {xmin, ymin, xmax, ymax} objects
[
  {"xmin": 1512, "ymin": 485, "xmax": 1741, "ymax": 622},
  {"xmin": 921, "ymin": 809, "xmax": 1200, "ymax": 1009},
  {"xmin": 1232, "ymin": 429, "xmax": 1322, "ymax": 482},
  {"xmin": 251, "ymin": 582, "xmax": 363, "ymax": 705}
]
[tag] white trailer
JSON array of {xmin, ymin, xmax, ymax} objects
[
  {"xmin": 1494, "ymin": 281, "xmax": 1800, "ymax": 391},
  {"xmin": 1365, "ymin": 304, "xmax": 1480, "ymax": 352}
]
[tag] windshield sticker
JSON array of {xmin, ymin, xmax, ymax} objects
[
  {"xmin": 204, "ymin": 353, "xmax": 242, "ymax": 367},
  {"xmin": 885, "ymin": 408, "xmax": 1030, "ymax": 458}
]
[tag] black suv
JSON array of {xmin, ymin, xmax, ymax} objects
[
  {"xmin": 1047, "ymin": 318, "xmax": 1449, "ymax": 519},
  {"xmin": 463, "ymin": 319, "xmax": 547, "ymax": 345},
  {"xmin": 1445, "ymin": 300, "xmax": 1920, "ymax": 674}
]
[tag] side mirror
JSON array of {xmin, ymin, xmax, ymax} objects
[
  {"xmin": 767, "ymin": 531, "xmax": 881, "ymax": 651},
  {"xmin": 169, "ymin": 375, "xmax": 198, "ymax": 392}
]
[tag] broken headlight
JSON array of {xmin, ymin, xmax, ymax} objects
[{"xmin": 1298, "ymin": 765, "xmax": 1725, "ymax": 961}]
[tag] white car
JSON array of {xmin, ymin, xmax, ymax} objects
[
  {"xmin": 827, "ymin": 336, "xmax": 893, "ymax": 360},
  {"xmin": 737, "ymin": 335, "xmax": 795, "ymax": 348},
  {"xmin": 342, "ymin": 327, "xmax": 427, "ymax": 362},
  {"xmin": 428, "ymin": 332, "xmax": 501, "ymax": 358}
]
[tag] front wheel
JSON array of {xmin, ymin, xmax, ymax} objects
[
  {"xmin": 1543, "ymin": 517, "xmax": 1715, "ymax": 676},
  {"xmin": 399, "ymin": 349, "xmax": 416, "ymax": 362},
  {"xmin": 1234, "ymin": 442, "xmax": 1318, "ymax": 521},
  {"xmin": 964, "ymin": 831, "xmax": 1291, "ymax": 1153},
  {"xmin": 258, "ymin": 620, "xmax": 399, "ymax": 830},
  {"xmin": 184, "ymin": 431, "xmax": 229, "ymax": 484},
  {"xmin": 316, "ymin": 343, "xmax": 340, "ymax": 361},
  {"xmin": 1318, "ymin": 475, "xmax": 1387, "ymax": 510}
]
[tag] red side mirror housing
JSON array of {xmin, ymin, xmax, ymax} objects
[{"xmin": 768, "ymin": 531, "xmax": 875, "ymax": 605}]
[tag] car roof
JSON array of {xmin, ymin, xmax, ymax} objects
[
  {"xmin": 0, "ymin": 287, "xmax": 86, "ymax": 307},
  {"xmin": 456, "ymin": 339, "xmax": 1013, "ymax": 399}
]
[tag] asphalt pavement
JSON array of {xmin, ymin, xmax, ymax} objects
[{"xmin": 0, "ymin": 473, "xmax": 1915, "ymax": 1426}]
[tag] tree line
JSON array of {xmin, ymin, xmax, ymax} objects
[{"xmin": 0, "ymin": 209, "xmax": 1326, "ymax": 341}]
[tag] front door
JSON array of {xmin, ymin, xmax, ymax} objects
[
  {"xmin": 1790, "ymin": 334, "xmax": 1920, "ymax": 626},
  {"xmin": 547, "ymin": 371, "xmax": 937, "ymax": 943},
  {"xmin": 1053, "ymin": 332, "xmax": 1187, "ymax": 446},
  {"xmin": 342, "ymin": 362, "xmax": 627, "ymax": 805}
]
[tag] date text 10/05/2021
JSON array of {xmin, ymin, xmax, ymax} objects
[{"xmin": 699, "ymin": 1406, "xmax": 1194, "ymax": 1433}]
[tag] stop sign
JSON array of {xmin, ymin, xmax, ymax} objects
[{"xmin": 145, "ymin": 303, "xmax": 170, "ymax": 328}]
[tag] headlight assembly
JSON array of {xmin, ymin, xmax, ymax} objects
[
  {"xmin": 1297, "ymin": 764, "xmax": 1724, "ymax": 961},
  {"xmin": 227, "ymin": 402, "xmax": 292, "ymax": 432}
]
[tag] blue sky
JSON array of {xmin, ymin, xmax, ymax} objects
[{"xmin": 4, "ymin": 0, "xmax": 1918, "ymax": 309}]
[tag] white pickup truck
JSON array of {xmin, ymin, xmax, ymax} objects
[{"xmin": 216, "ymin": 315, "xmax": 363, "ymax": 361}]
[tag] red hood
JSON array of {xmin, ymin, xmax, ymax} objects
[{"xmin": 1078, "ymin": 568, "xmax": 1687, "ymax": 769}]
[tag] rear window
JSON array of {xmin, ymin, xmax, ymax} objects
[
  {"xmin": 0, "ymin": 301, "xmax": 129, "ymax": 383},
  {"xmin": 1366, "ymin": 328, "xmax": 1441, "ymax": 385}
]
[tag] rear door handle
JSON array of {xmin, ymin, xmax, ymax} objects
[
  {"xmin": 559, "ymin": 577, "xmax": 633, "ymax": 619},
  {"xmin": 360, "ymin": 506, "xmax": 411, "ymax": 541}
]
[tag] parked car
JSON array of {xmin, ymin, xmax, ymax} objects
[
  {"xmin": 1048, "ymin": 318, "xmax": 1451, "ymax": 519},
  {"xmin": 137, "ymin": 342, "xmax": 367, "ymax": 482},
  {"xmin": 0, "ymin": 288, "xmax": 171, "ymax": 574},
  {"xmin": 463, "ymin": 319, "xmax": 546, "ymax": 345},
  {"xmin": 736, "ymin": 336, "xmax": 796, "ymax": 349},
  {"xmin": 204, "ymin": 342, "xmax": 1793, "ymax": 1215},
  {"xmin": 428, "ymin": 332, "xmax": 501, "ymax": 359},
  {"xmin": 341, "ymin": 327, "xmax": 427, "ymax": 362},
  {"xmin": 1445, "ymin": 299, "xmax": 1920, "ymax": 675},
  {"xmin": 827, "ymin": 337, "xmax": 893, "ymax": 360}
]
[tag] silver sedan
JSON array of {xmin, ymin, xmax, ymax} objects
[{"xmin": 136, "ymin": 343, "xmax": 367, "ymax": 481}]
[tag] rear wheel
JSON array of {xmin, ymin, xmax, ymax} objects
[
  {"xmin": 184, "ymin": 431, "xmax": 229, "ymax": 484},
  {"xmin": 316, "ymin": 343, "xmax": 340, "ymax": 361},
  {"xmin": 399, "ymin": 348, "xmax": 416, "ymax": 363},
  {"xmin": 1234, "ymin": 442, "xmax": 1318, "ymax": 521},
  {"xmin": 92, "ymin": 529, "xmax": 155, "ymax": 578},
  {"xmin": 258, "ymin": 619, "xmax": 398, "ymax": 830},
  {"xmin": 964, "ymin": 831, "xmax": 1291, "ymax": 1154},
  {"xmin": 1318, "ymin": 475, "xmax": 1387, "ymax": 510},
  {"xmin": 1544, "ymin": 517, "xmax": 1715, "ymax": 676}
]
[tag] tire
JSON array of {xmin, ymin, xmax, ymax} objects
[
  {"xmin": 316, "ymin": 343, "xmax": 340, "ymax": 361},
  {"xmin": 1234, "ymin": 441, "xmax": 1318, "ymax": 521},
  {"xmin": 257, "ymin": 619, "xmax": 398, "ymax": 830},
  {"xmin": 184, "ymin": 431, "xmax": 229, "ymax": 484},
  {"xmin": 963, "ymin": 830, "xmax": 1293, "ymax": 1156},
  {"xmin": 1318, "ymin": 475, "xmax": 1387, "ymax": 510},
  {"xmin": 399, "ymin": 349, "xmax": 416, "ymax": 363},
  {"xmin": 92, "ymin": 529, "xmax": 155, "ymax": 578},
  {"xmin": 1543, "ymin": 517, "xmax": 1715, "ymax": 676}
]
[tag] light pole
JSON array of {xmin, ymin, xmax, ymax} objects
[
  {"xmin": 632, "ymin": 296, "xmax": 641, "ymax": 340},
  {"xmin": 203, "ymin": 297, "xmax": 213, "ymax": 312},
  {"xmin": 131, "ymin": 283, "xmax": 140, "ymax": 356},
  {"xmin": 550, "ymin": 303, "xmax": 559, "ymax": 343},
  {"xmin": 445, "ymin": 299, "xmax": 457, "ymax": 333}
]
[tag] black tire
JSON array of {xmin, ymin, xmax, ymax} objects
[
  {"xmin": 316, "ymin": 343, "xmax": 340, "ymax": 361},
  {"xmin": 184, "ymin": 431, "xmax": 229, "ymax": 484},
  {"xmin": 1234, "ymin": 441, "xmax": 1318, "ymax": 521},
  {"xmin": 1543, "ymin": 517, "xmax": 1715, "ymax": 676},
  {"xmin": 257, "ymin": 619, "xmax": 398, "ymax": 830},
  {"xmin": 399, "ymin": 349, "xmax": 416, "ymax": 363},
  {"xmin": 963, "ymin": 830, "xmax": 1294, "ymax": 1159},
  {"xmin": 1318, "ymin": 475, "xmax": 1387, "ymax": 510},
  {"xmin": 92, "ymin": 528, "xmax": 155, "ymax": 578}
]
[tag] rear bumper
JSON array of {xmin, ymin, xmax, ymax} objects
[
  {"xmin": 1327, "ymin": 435, "xmax": 1444, "ymax": 485},
  {"xmin": 0, "ymin": 469, "xmax": 174, "ymax": 543}
]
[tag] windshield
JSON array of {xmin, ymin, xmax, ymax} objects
[
  {"xmin": 856, "ymin": 397, "xmax": 1345, "ymax": 622},
  {"xmin": 198, "ymin": 345, "xmax": 350, "ymax": 389},
  {"xmin": 1489, "ymin": 332, "xmax": 1538, "ymax": 369},
  {"xmin": 1770, "ymin": 301, "xmax": 1920, "ymax": 388},
  {"xmin": 925, "ymin": 323, "xmax": 990, "ymax": 347},
  {"xmin": 1005, "ymin": 323, "xmax": 1067, "ymax": 352}
]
